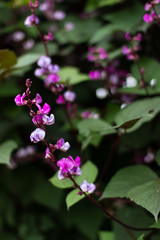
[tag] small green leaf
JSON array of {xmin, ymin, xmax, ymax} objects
[
  {"xmin": 15, "ymin": 53, "xmax": 41, "ymax": 68},
  {"xmin": 137, "ymin": 234, "xmax": 144, "ymax": 240},
  {"xmin": 150, "ymin": 218, "xmax": 160, "ymax": 229},
  {"xmin": 0, "ymin": 140, "xmax": 17, "ymax": 165},
  {"xmin": 66, "ymin": 189, "xmax": 85, "ymax": 209},
  {"xmin": 49, "ymin": 173, "xmax": 73, "ymax": 189},
  {"xmin": 59, "ymin": 66, "xmax": 89, "ymax": 85},
  {"xmin": 0, "ymin": 49, "xmax": 17, "ymax": 69}
]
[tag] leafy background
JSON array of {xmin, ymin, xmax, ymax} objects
[{"xmin": 1, "ymin": 0, "xmax": 160, "ymax": 239}]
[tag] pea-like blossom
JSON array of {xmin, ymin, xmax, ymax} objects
[
  {"xmin": 81, "ymin": 110, "xmax": 99, "ymax": 119},
  {"xmin": 88, "ymin": 46, "xmax": 107, "ymax": 62},
  {"xmin": 44, "ymin": 73, "xmax": 60, "ymax": 86},
  {"xmin": 30, "ymin": 128, "xmax": 45, "ymax": 143},
  {"xmin": 54, "ymin": 138, "xmax": 70, "ymax": 152},
  {"xmin": 36, "ymin": 103, "xmax": 51, "ymax": 115},
  {"xmin": 89, "ymin": 70, "xmax": 100, "ymax": 80},
  {"xmin": 63, "ymin": 90, "xmax": 76, "ymax": 102},
  {"xmin": 37, "ymin": 56, "xmax": 51, "ymax": 68},
  {"xmin": 14, "ymin": 93, "xmax": 27, "ymax": 106},
  {"xmin": 24, "ymin": 15, "xmax": 39, "ymax": 27},
  {"xmin": 56, "ymin": 95, "xmax": 65, "ymax": 104},
  {"xmin": 57, "ymin": 156, "xmax": 81, "ymax": 180},
  {"xmin": 96, "ymin": 88, "xmax": 108, "ymax": 99},
  {"xmin": 80, "ymin": 180, "xmax": 96, "ymax": 193},
  {"xmin": 53, "ymin": 10, "xmax": 66, "ymax": 20}
]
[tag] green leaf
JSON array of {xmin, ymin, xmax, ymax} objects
[
  {"xmin": 155, "ymin": 149, "xmax": 160, "ymax": 166},
  {"xmin": 15, "ymin": 53, "xmax": 41, "ymax": 68},
  {"xmin": 0, "ymin": 49, "xmax": 17, "ymax": 69},
  {"xmin": 59, "ymin": 66, "xmax": 89, "ymax": 85},
  {"xmin": 77, "ymin": 118, "xmax": 116, "ymax": 136},
  {"xmin": 66, "ymin": 188, "xmax": 86, "ymax": 209},
  {"xmin": 115, "ymin": 97, "xmax": 160, "ymax": 132},
  {"xmin": 86, "ymin": 0, "xmax": 124, "ymax": 12},
  {"xmin": 49, "ymin": 173, "xmax": 73, "ymax": 189},
  {"xmin": 101, "ymin": 165, "xmax": 160, "ymax": 221},
  {"xmin": 99, "ymin": 0, "xmax": 124, "ymax": 7},
  {"xmin": 137, "ymin": 235, "xmax": 144, "ymax": 240},
  {"xmin": 0, "ymin": 140, "xmax": 17, "ymax": 165},
  {"xmin": 150, "ymin": 218, "xmax": 160, "ymax": 229},
  {"xmin": 98, "ymin": 231, "xmax": 115, "ymax": 240},
  {"xmin": 128, "ymin": 180, "xmax": 160, "ymax": 222}
]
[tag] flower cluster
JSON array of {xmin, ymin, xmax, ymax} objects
[
  {"xmin": 122, "ymin": 32, "xmax": 142, "ymax": 61},
  {"xmin": 143, "ymin": 0, "xmax": 160, "ymax": 23},
  {"xmin": 14, "ymin": 79, "xmax": 96, "ymax": 195},
  {"xmin": 81, "ymin": 110, "xmax": 99, "ymax": 119},
  {"xmin": 88, "ymin": 46, "xmax": 107, "ymax": 62},
  {"xmin": 57, "ymin": 155, "xmax": 81, "ymax": 180}
]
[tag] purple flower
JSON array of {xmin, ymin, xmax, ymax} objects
[
  {"xmin": 143, "ymin": 13, "xmax": 154, "ymax": 23},
  {"xmin": 34, "ymin": 68, "xmax": 45, "ymax": 77},
  {"xmin": 56, "ymin": 95, "xmax": 65, "ymax": 104},
  {"xmin": 14, "ymin": 93, "xmax": 27, "ymax": 106},
  {"xmin": 65, "ymin": 22, "xmax": 75, "ymax": 31},
  {"xmin": 37, "ymin": 56, "xmax": 51, "ymax": 68},
  {"xmin": 30, "ymin": 128, "xmax": 45, "ymax": 143},
  {"xmin": 63, "ymin": 90, "xmax": 76, "ymax": 102},
  {"xmin": 80, "ymin": 180, "xmax": 96, "ymax": 193},
  {"xmin": 89, "ymin": 70, "xmax": 100, "ymax": 80},
  {"xmin": 34, "ymin": 93, "xmax": 42, "ymax": 104},
  {"xmin": 44, "ymin": 73, "xmax": 60, "ymax": 86},
  {"xmin": 144, "ymin": 3, "xmax": 151, "ymax": 11},
  {"xmin": 57, "ymin": 155, "xmax": 80, "ymax": 173},
  {"xmin": 42, "ymin": 114, "xmax": 55, "ymax": 125},
  {"xmin": 54, "ymin": 138, "xmax": 70, "ymax": 152},
  {"xmin": 88, "ymin": 46, "xmax": 107, "ymax": 61},
  {"xmin": 44, "ymin": 32, "xmax": 54, "ymax": 41},
  {"xmin": 36, "ymin": 103, "xmax": 51, "ymax": 115},
  {"xmin": 48, "ymin": 64, "xmax": 60, "ymax": 73},
  {"xmin": 53, "ymin": 10, "xmax": 66, "ymax": 20},
  {"xmin": 24, "ymin": 15, "xmax": 39, "ymax": 27}
]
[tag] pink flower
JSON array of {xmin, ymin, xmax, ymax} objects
[
  {"xmin": 34, "ymin": 93, "xmax": 42, "ymax": 104},
  {"xmin": 125, "ymin": 32, "xmax": 131, "ymax": 41},
  {"xmin": 48, "ymin": 64, "xmax": 60, "ymax": 73},
  {"xmin": 44, "ymin": 73, "xmax": 60, "ymax": 86},
  {"xmin": 54, "ymin": 138, "xmax": 70, "ymax": 152},
  {"xmin": 144, "ymin": 3, "xmax": 151, "ymax": 11},
  {"xmin": 30, "ymin": 128, "xmax": 45, "ymax": 143},
  {"xmin": 14, "ymin": 93, "xmax": 27, "ymax": 106},
  {"xmin": 24, "ymin": 15, "xmax": 39, "ymax": 27},
  {"xmin": 88, "ymin": 46, "xmax": 107, "ymax": 61},
  {"xmin": 122, "ymin": 45, "xmax": 130, "ymax": 55},
  {"xmin": 63, "ymin": 90, "xmax": 76, "ymax": 102},
  {"xmin": 53, "ymin": 10, "xmax": 66, "ymax": 20},
  {"xmin": 57, "ymin": 155, "xmax": 80, "ymax": 173},
  {"xmin": 56, "ymin": 95, "xmax": 65, "ymax": 104},
  {"xmin": 44, "ymin": 32, "xmax": 54, "ymax": 41},
  {"xmin": 37, "ymin": 56, "xmax": 51, "ymax": 68},
  {"xmin": 36, "ymin": 103, "xmax": 51, "ymax": 115},
  {"xmin": 143, "ymin": 13, "xmax": 153, "ymax": 23},
  {"xmin": 89, "ymin": 70, "xmax": 100, "ymax": 80},
  {"xmin": 80, "ymin": 180, "xmax": 96, "ymax": 193}
]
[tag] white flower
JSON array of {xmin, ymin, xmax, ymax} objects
[
  {"xmin": 30, "ymin": 128, "xmax": 45, "ymax": 143},
  {"xmin": 96, "ymin": 88, "xmax": 108, "ymax": 99},
  {"xmin": 124, "ymin": 76, "xmax": 137, "ymax": 88}
]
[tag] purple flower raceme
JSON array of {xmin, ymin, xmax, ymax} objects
[
  {"xmin": 24, "ymin": 14, "xmax": 39, "ymax": 27},
  {"xmin": 30, "ymin": 128, "xmax": 45, "ymax": 143},
  {"xmin": 80, "ymin": 180, "xmax": 96, "ymax": 194},
  {"xmin": 143, "ymin": 0, "xmax": 160, "ymax": 23},
  {"xmin": 57, "ymin": 155, "xmax": 81, "ymax": 180}
]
